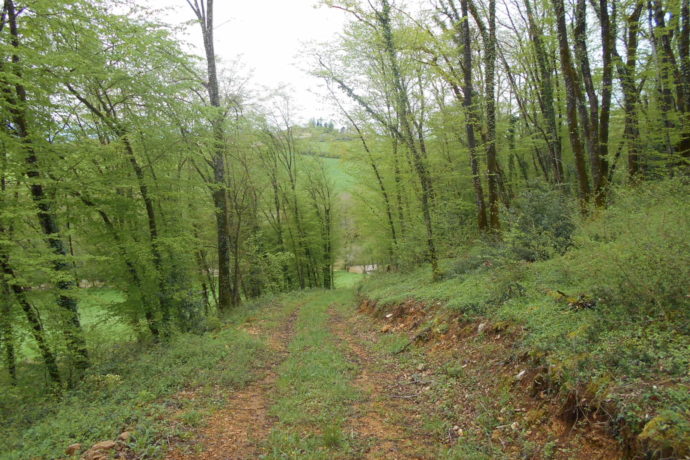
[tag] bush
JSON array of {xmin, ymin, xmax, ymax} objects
[
  {"xmin": 563, "ymin": 179, "xmax": 690, "ymax": 322},
  {"xmin": 504, "ymin": 185, "xmax": 576, "ymax": 261}
]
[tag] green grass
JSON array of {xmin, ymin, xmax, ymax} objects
[
  {"xmin": 333, "ymin": 270, "xmax": 364, "ymax": 289},
  {"xmin": 78, "ymin": 288, "xmax": 135, "ymax": 355},
  {"xmin": 263, "ymin": 289, "xmax": 361, "ymax": 459},
  {"xmin": 16, "ymin": 288, "xmax": 133, "ymax": 361},
  {"xmin": 321, "ymin": 157, "xmax": 356, "ymax": 194},
  {"xmin": 0, "ymin": 296, "xmax": 297, "ymax": 460}
]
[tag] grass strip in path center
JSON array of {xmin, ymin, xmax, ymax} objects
[{"xmin": 263, "ymin": 289, "xmax": 361, "ymax": 459}]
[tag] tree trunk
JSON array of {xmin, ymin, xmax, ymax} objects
[
  {"xmin": 552, "ymin": 0, "xmax": 592, "ymax": 208},
  {"xmin": 1, "ymin": 281, "xmax": 17, "ymax": 385},
  {"xmin": 614, "ymin": 1, "xmax": 643, "ymax": 179},
  {"xmin": 649, "ymin": 0, "xmax": 679, "ymax": 159},
  {"xmin": 0, "ymin": 256, "xmax": 61, "ymax": 387},
  {"xmin": 597, "ymin": 0, "xmax": 614, "ymax": 203},
  {"xmin": 485, "ymin": 0, "xmax": 500, "ymax": 231},
  {"xmin": 379, "ymin": 0, "xmax": 440, "ymax": 280},
  {"xmin": 678, "ymin": 0, "xmax": 690, "ymax": 161},
  {"xmin": 524, "ymin": 0, "xmax": 564, "ymax": 183},
  {"xmin": 5, "ymin": 0, "xmax": 88, "ymax": 372},
  {"xmin": 574, "ymin": 0, "xmax": 603, "ymax": 195},
  {"xmin": 460, "ymin": 0, "xmax": 489, "ymax": 231},
  {"xmin": 121, "ymin": 135, "xmax": 171, "ymax": 331},
  {"xmin": 187, "ymin": 0, "xmax": 234, "ymax": 311}
]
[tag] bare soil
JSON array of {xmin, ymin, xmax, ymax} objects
[
  {"xmin": 165, "ymin": 311, "xmax": 297, "ymax": 460},
  {"xmin": 330, "ymin": 306, "xmax": 439, "ymax": 459}
]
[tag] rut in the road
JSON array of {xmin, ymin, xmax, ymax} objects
[
  {"xmin": 329, "ymin": 307, "xmax": 439, "ymax": 459},
  {"xmin": 167, "ymin": 310, "xmax": 297, "ymax": 460}
]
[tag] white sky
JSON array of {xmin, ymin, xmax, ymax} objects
[{"xmin": 146, "ymin": 0, "xmax": 347, "ymax": 124}]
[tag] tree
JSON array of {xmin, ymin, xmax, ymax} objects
[
  {"xmin": 187, "ymin": 0, "xmax": 235, "ymax": 310},
  {"xmin": 1, "ymin": 0, "xmax": 89, "ymax": 373}
]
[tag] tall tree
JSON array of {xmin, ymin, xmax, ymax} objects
[
  {"xmin": 187, "ymin": 0, "xmax": 235, "ymax": 310},
  {"xmin": 551, "ymin": 0, "xmax": 591, "ymax": 207},
  {"xmin": 1, "ymin": 0, "xmax": 89, "ymax": 373}
]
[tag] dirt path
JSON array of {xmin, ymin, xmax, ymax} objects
[
  {"xmin": 162, "ymin": 291, "xmax": 626, "ymax": 459},
  {"xmin": 166, "ymin": 309, "xmax": 298, "ymax": 460},
  {"xmin": 329, "ymin": 307, "xmax": 439, "ymax": 459}
]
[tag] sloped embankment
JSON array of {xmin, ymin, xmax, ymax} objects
[
  {"xmin": 357, "ymin": 296, "xmax": 625, "ymax": 459},
  {"xmin": 359, "ymin": 288, "xmax": 687, "ymax": 459},
  {"xmin": 357, "ymin": 182, "xmax": 689, "ymax": 459}
]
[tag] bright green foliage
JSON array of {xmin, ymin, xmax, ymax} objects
[
  {"xmin": 0, "ymin": 0, "xmax": 338, "ymax": 392},
  {"xmin": 563, "ymin": 179, "xmax": 690, "ymax": 320}
]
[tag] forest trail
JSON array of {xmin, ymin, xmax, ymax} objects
[
  {"xmin": 329, "ymin": 307, "xmax": 440, "ymax": 459},
  {"xmin": 165, "ymin": 290, "xmax": 450, "ymax": 459},
  {"xmin": 165, "ymin": 289, "xmax": 620, "ymax": 459}
]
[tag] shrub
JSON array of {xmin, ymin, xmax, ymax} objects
[
  {"xmin": 563, "ymin": 179, "xmax": 690, "ymax": 322},
  {"xmin": 504, "ymin": 184, "xmax": 576, "ymax": 261}
]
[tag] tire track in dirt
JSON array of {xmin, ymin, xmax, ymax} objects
[
  {"xmin": 329, "ymin": 306, "xmax": 438, "ymax": 459},
  {"xmin": 166, "ymin": 307, "xmax": 299, "ymax": 460}
]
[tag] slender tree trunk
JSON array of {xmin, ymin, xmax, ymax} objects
[
  {"xmin": 597, "ymin": 0, "xmax": 614, "ymax": 203},
  {"xmin": 460, "ymin": 0, "xmax": 489, "ymax": 231},
  {"xmin": 5, "ymin": 0, "xmax": 88, "ymax": 372},
  {"xmin": 392, "ymin": 137, "xmax": 406, "ymax": 239},
  {"xmin": 323, "ymin": 205, "xmax": 333, "ymax": 289},
  {"xmin": 552, "ymin": 0, "xmax": 592, "ymax": 208},
  {"xmin": 1, "ymin": 281, "xmax": 17, "ymax": 385},
  {"xmin": 121, "ymin": 135, "xmax": 171, "ymax": 330},
  {"xmin": 230, "ymin": 211, "xmax": 242, "ymax": 306},
  {"xmin": 271, "ymin": 178, "xmax": 291, "ymax": 289},
  {"xmin": 192, "ymin": 224, "xmax": 216, "ymax": 311},
  {"xmin": 678, "ymin": 0, "xmax": 690, "ymax": 161},
  {"xmin": 524, "ymin": 0, "xmax": 564, "ymax": 183},
  {"xmin": 614, "ymin": 1, "xmax": 644, "ymax": 179},
  {"xmin": 485, "ymin": 0, "xmax": 500, "ymax": 230},
  {"xmin": 649, "ymin": 0, "xmax": 679, "ymax": 159},
  {"xmin": 379, "ymin": 0, "xmax": 440, "ymax": 280},
  {"xmin": 187, "ymin": 0, "xmax": 234, "ymax": 311},
  {"xmin": 0, "ymin": 256, "xmax": 61, "ymax": 387},
  {"xmin": 574, "ymin": 0, "xmax": 603, "ymax": 195}
]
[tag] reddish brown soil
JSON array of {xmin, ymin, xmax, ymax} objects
[
  {"xmin": 165, "ymin": 312, "xmax": 297, "ymax": 460},
  {"xmin": 330, "ymin": 307, "xmax": 440, "ymax": 459},
  {"xmin": 361, "ymin": 298, "xmax": 624, "ymax": 460}
]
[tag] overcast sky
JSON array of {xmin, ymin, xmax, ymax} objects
[{"xmin": 146, "ymin": 0, "xmax": 347, "ymax": 124}]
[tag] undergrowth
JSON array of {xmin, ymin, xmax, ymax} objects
[
  {"xmin": 0, "ymin": 297, "xmax": 292, "ymax": 460},
  {"xmin": 359, "ymin": 179, "xmax": 690, "ymax": 458}
]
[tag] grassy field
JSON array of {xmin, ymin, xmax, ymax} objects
[
  {"xmin": 333, "ymin": 270, "xmax": 364, "ymax": 288},
  {"xmin": 321, "ymin": 157, "xmax": 356, "ymax": 194}
]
